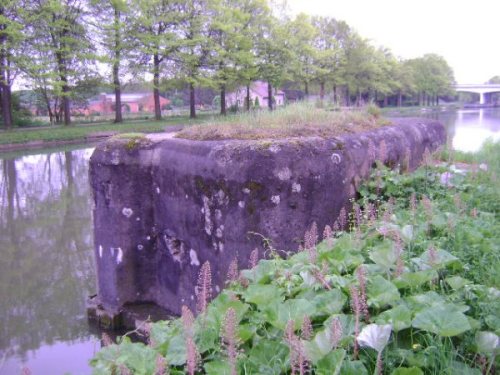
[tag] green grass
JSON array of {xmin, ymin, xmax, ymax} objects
[
  {"xmin": 0, "ymin": 115, "xmax": 204, "ymax": 146},
  {"xmin": 177, "ymin": 102, "xmax": 389, "ymax": 140},
  {"xmin": 1, "ymin": 104, "xmax": 391, "ymax": 146}
]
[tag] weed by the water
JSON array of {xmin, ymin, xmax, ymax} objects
[{"xmin": 91, "ymin": 142, "xmax": 500, "ymax": 375}]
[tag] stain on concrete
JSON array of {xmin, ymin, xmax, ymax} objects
[{"xmin": 90, "ymin": 117, "xmax": 446, "ymax": 316}]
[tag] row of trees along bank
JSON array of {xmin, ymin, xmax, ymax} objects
[{"xmin": 0, "ymin": 0, "xmax": 456, "ymax": 128}]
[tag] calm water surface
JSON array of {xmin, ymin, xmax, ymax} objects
[
  {"xmin": 0, "ymin": 108, "xmax": 499, "ymax": 375},
  {"xmin": 0, "ymin": 146, "xmax": 98, "ymax": 375}
]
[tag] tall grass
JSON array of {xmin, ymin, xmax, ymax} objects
[{"xmin": 177, "ymin": 102, "xmax": 388, "ymax": 140}]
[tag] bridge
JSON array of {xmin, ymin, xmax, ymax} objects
[{"xmin": 455, "ymin": 84, "xmax": 500, "ymax": 105}]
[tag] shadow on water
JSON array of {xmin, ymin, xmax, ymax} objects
[{"xmin": 0, "ymin": 145, "xmax": 98, "ymax": 375}]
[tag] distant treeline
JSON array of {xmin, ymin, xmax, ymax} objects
[{"xmin": 0, "ymin": 0, "xmax": 456, "ymax": 128}]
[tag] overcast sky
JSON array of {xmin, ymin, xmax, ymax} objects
[{"xmin": 287, "ymin": 0, "xmax": 500, "ymax": 84}]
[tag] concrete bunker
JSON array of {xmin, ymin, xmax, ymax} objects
[{"xmin": 88, "ymin": 118, "xmax": 446, "ymax": 327}]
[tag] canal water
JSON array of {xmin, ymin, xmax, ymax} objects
[{"xmin": 0, "ymin": 108, "xmax": 499, "ymax": 375}]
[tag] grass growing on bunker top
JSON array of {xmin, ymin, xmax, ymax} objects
[
  {"xmin": 177, "ymin": 102, "xmax": 389, "ymax": 141},
  {"xmin": 91, "ymin": 141, "xmax": 500, "ymax": 375}
]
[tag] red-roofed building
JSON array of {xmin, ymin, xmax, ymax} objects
[
  {"xmin": 84, "ymin": 93, "xmax": 170, "ymax": 115},
  {"xmin": 226, "ymin": 81, "xmax": 285, "ymax": 109}
]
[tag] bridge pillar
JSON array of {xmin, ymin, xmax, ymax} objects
[{"xmin": 479, "ymin": 92, "xmax": 485, "ymax": 105}]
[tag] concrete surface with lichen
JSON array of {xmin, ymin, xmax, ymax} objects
[{"xmin": 89, "ymin": 117, "xmax": 446, "ymax": 316}]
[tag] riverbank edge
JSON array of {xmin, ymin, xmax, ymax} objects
[
  {"xmin": 0, "ymin": 133, "xmax": 113, "ymax": 152},
  {"xmin": 0, "ymin": 125, "xmax": 185, "ymax": 153}
]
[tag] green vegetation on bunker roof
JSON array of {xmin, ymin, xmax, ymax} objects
[{"xmin": 176, "ymin": 103, "xmax": 390, "ymax": 141}]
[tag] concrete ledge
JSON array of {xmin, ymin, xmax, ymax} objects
[{"xmin": 89, "ymin": 117, "xmax": 446, "ymax": 317}]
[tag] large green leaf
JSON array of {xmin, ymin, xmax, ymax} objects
[
  {"xmin": 165, "ymin": 330, "xmax": 187, "ymax": 366},
  {"xmin": 412, "ymin": 248, "xmax": 459, "ymax": 270},
  {"xmin": 322, "ymin": 236, "xmax": 364, "ymax": 271},
  {"xmin": 203, "ymin": 292, "xmax": 249, "ymax": 330},
  {"xmin": 376, "ymin": 305, "xmax": 412, "ymax": 332},
  {"xmin": 446, "ymin": 276, "xmax": 471, "ymax": 290},
  {"xmin": 149, "ymin": 320, "xmax": 181, "ymax": 355},
  {"xmin": 204, "ymin": 360, "xmax": 232, "ymax": 375},
  {"xmin": 367, "ymin": 275, "xmax": 401, "ymax": 307},
  {"xmin": 412, "ymin": 305, "xmax": 471, "ymax": 336},
  {"xmin": 316, "ymin": 349, "xmax": 346, "ymax": 375},
  {"xmin": 391, "ymin": 367, "xmax": 424, "ymax": 375},
  {"xmin": 340, "ymin": 360, "xmax": 368, "ymax": 375},
  {"xmin": 241, "ymin": 284, "xmax": 284, "ymax": 306},
  {"xmin": 407, "ymin": 291, "xmax": 469, "ymax": 314},
  {"xmin": 270, "ymin": 299, "xmax": 314, "ymax": 329},
  {"xmin": 406, "ymin": 291, "xmax": 446, "ymax": 312},
  {"xmin": 394, "ymin": 270, "xmax": 438, "ymax": 289},
  {"xmin": 304, "ymin": 324, "xmax": 342, "ymax": 364},
  {"xmin": 485, "ymin": 314, "xmax": 500, "ymax": 334},
  {"xmin": 240, "ymin": 259, "xmax": 278, "ymax": 284},
  {"xmin": 246, "ymin": 339, "xmax": 289, "ymax": 374},
  {"xmin": 369, "ymin": 240, "xmax": 398, "ymax": 269},
  {"xmin": 311, "ymin": 289, "xmax": 347, "ymax": 316},
  {"xmin": 114, "ymin": 339, "xmax": 158, "ymax": 375}
]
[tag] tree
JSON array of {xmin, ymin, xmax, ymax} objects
[
  {"xmin": 311, "ymin": 16, "xmax": 345, "ymax": 103},
  {"xmin": 207, "ymin": 0, "xmax": 267, "ymax": 115},
  {"xmin": 0, "ymin": 1, "xmax": 23, "ymax": 129},
  {"xmin": 23, "ymin": 0, "xmax": 92, "ymax": 125},
  {"xmin": 90, "ymin": 0, "xmax": 129, "ymax": 123},
  {"xmin": 286, "ymin": 13, "xmax": 316, "ymax": 98},
  {"xmin": 129, "ymin": 0, "xmax": 183, "ymax": 121},
  {"xmin": 394, "ymin": 59, "xmax": 417, "ymax": 107},
  {"xmin": 255, "ymin": 9, "xmax": 291, "ymax": 110},
  {"xmin": 408, "ymin": 54, "xmax": 454, "ymax": 106},
  {"xmin": 176, "ymin": 0, "xmax": 211, "ymax": 119}
]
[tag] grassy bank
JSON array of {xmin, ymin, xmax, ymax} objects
[
  {"xmin": 0, "ymin": 115, "xmax": 204, "ymax": 146},
  {"xmin": 0, "ymin": 103, "xmax": 390, "ymax": 148},
  {"xmin": 92, "ymin": 141, "xmax": 500, "ymax": 375}
]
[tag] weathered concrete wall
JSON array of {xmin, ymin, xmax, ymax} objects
[{"xmin": 89, "ymin": 118, "xmax": 446, "ymax": 316}]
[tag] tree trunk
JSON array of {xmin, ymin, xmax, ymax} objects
[
  {"xmin": 153, "ymin": 53, "xmax": 162, "ymax": 121},
  {"xmin": 304, "ymin": 81, "xmax": 309, "ymax": 98},
  {"xmin": 62, "ymin": 83, "xmax": 71, "ymax": 125},
  {"xmin": 345, "ymin": 86, "xmax": 350, "ymax": 106},
  {"xmin": 0, "ymin": 79, "xmax": 12, "ymax": 129},
  {"xmin": 383, "ymin": 95, "xmax": 388, "ymax": 107},
  {"xmin": 320, "ymin": 81, "xmax": 325, "ymax": 101},
  {"xmin": 189, "ymin": 82, "xmax": 196, "ymax": 118},
  {"xmin": 113, "ymin": 5, "xmax": 122, "ymax": 123},
  {"xmin": 398, "ymin": 90, "xmax": 402, "ymax": 107},
  {"xmin": 333, "ymin": 84, "xmax": 337, "ymax": 105},
  {"xmin": 55, "ymin": 50, "xmax": 71, "ymax": 125},
  {"xmin": 267, "ymin": 82, "xmax": 273, "ymax": 111},
  {"xmin": 220, "ymin": 85, "xmax": 226, "ymax": 116},
  {"xmin": 0, "ymin": 6, "xmax": 12, "ymax": 129},
  {"xmin": 246, "ymin": 84, "xmax": 250, "ymax": 111},
  {"xmin": 41, "ymin": 90, "xmax": 54, "ymax": 124}
]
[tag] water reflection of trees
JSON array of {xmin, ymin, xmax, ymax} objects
[{"xmin": 0, "ymin": 148, "xmax": 96, "ymax": 361}]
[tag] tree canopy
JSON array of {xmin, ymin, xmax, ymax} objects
[{"xmin": 1, "ymin": 0, "xmax": 456, "ymax": 127}]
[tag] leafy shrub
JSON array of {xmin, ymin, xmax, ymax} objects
[{"xmin": 92, "ymin": 142, "xmax": 500, "ymax": 375}]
